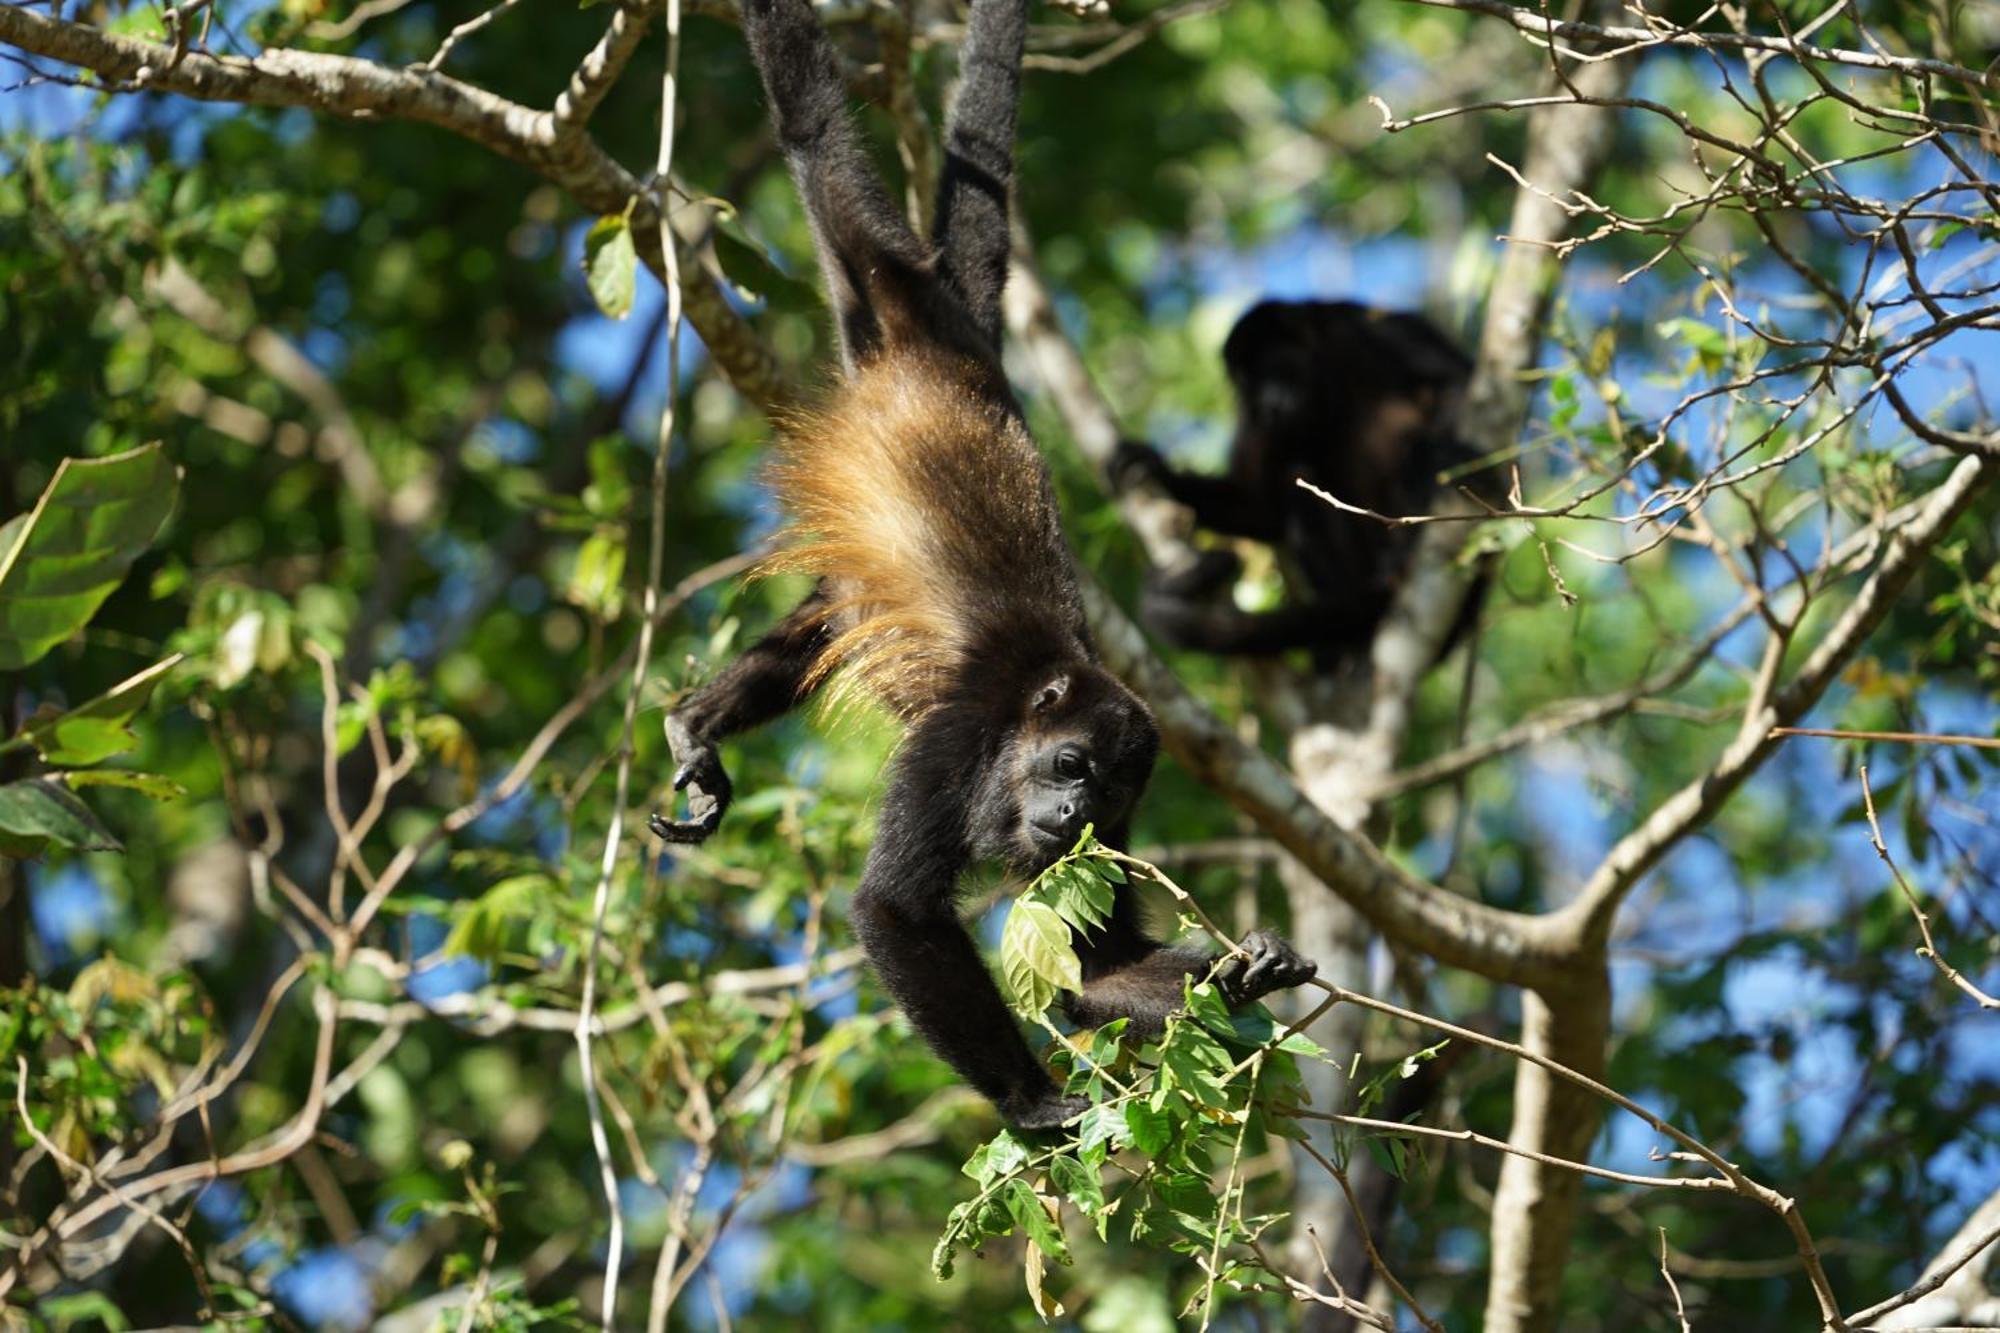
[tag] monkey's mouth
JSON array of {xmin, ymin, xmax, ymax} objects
[{"xmin": 1025, "ymin": 820, "xmax": 1075, "ymax": 862}]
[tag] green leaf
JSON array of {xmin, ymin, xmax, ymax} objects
[
  {"xmin": 1041, "ymin": 863, "xmax": 1114, "ymax": 934},
  {"xmin": 0, "ymin": 444, "xmax": 181, "ymax": 670},
  {"xmin": 1002, "ymin": 1179, "xmax": 1070, "ymax": 1266},
  {"xmin": 210, "ymin": 597, "xmax": 292, "ymax": 690},
  {"xmin": 1048, "ymin": 1154, "xmax": 1106, "ymax": 1223},
  {"xmin": 582, "ymin": 437, "xmax": 632, "ymax": 520},
  {"xmin": 1131, "ymin": 1171, "xmax": 1221, "ymax": 1254},
  {"xmin": 32, "ymin": 1292, "xmax": 132, "ymax": 1332},
  {"xmin": 1364, "ymin": 1131, "xmax": 1415, "ymax": 1180},
  {"xmin": 61, "ymin": 770, "xmax": 187, "ymax": 801},
  {"xmin": 16, "ymin": 655, "xmax": 181, "ymax": 766},
  {"xmin": 583, "ymin": 215, "xmax": 638, "ymax": 320},
  {"xmin": 1124, "ymin": 1099, "xmax": 1173, "ymax": 1155},
  {"xmin": 710, "ymin": 208, "xmax": 810, "ymax": 303},
  {"xmin": 1160, "ymin": 1024, "xmax": 1233, "ymax": 1108},
  {"xmin": 1088, "ymin": 1017, "xmax": 1127, "ymax": 1067},
  {"xmin": 1196, "ymin": 997, "xmax": 1330, "ymax": 1059},
  {"xmin": 1076, "ymin": 1102, "xmax": 1131, "ymax": 1156},
  {"xmin": 443, "ymin": 874, "xmax": 554, "ymax": 962},
  {"xmin": 0, "ymin": 778, "xmax": 121, "ymax": 855},
  {"xmin": 1000, "ymin": 896, "xmax": 1080, "ymax": 1018},
  {"xmin": 1182, "ymin": 978, "xmax": 1232, "ymax": 1027},
  {"xmin": 963, "ymin": 1130, "xmax": 1032, "ymax": 1185}
]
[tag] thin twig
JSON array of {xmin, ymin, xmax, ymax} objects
[
  {"xmin": 1774, "ymin": 726, "xmax": 2000, "ymax": 750},
  {"xmin": 1858, "ymin": 765, "xmax": 1999, "ymax": 1009}
]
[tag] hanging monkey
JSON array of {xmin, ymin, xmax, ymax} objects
[{"xmin": 650, "ymin": 0, "xmax": 1316, "ymax": 1128}]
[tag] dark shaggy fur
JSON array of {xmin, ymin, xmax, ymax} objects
[{"xmin": 1116, "ymin": 300, "xmax": 1494, "ymax": 668}]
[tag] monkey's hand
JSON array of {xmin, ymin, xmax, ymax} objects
[
  {"xmin": 648, "ymin": 717, "xmax": 733, "ymax": 845},
  {"xmin": 1001, "ymin": 1088, "xmax": 1090, "ymax": 1132},
  {"xmin": 1137, "ymin": 549, "xmax": 1245, "ymax": 650},
  {"xmin": 1109, "ymin": 439, "xmax": 1170, "ymax": 494},
  {"xmin": 1216, "ymin": 929, "xmax": 1317, "ymax": 1006}
]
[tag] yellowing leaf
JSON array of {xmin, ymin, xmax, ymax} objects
[
  {"xmin": 1001, "ymin": 897, "xmax": 1080, "ymax": 1019},
  {"xmin": 69, "ymin": 956, "xmax": 159, "ymax": 1010},
  {"xmin": 1024, "ymin": 1236, "xmax": 1065, "ymax": 1322}
]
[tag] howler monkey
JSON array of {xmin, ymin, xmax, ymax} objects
[
  {"xmin": 648, "ymin": 0, "xmax": 1315, "ymax": 1129},
  {"xmin": 1114, "ymin": 300, "xmax": 1489, "ymax": 668}
]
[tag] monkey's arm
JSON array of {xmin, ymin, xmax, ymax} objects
[
  {"xmin": 650, "ymin": 587, "xmax": 832, "ymax": 844},
  {"xmin": 740, "ymin": 0, "xmax": 931, "ymax": 369},
  {"xmin": 857, "ymin": 743, "xmax": 1083, "ymax": 1129},
  {"xmin": 932, "ymin": 0, "xmax": 1027, "ymax": 347},
  {"xmin": 1067, "ymin": 869, "xmax": 1316, "ymax": 1041},
  {"xmin": 1110, "ymin": 440, "xmax": 1283, "ymax": 541}
]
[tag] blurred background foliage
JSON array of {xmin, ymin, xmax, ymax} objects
[{"xmin": 2, "ymin": 0, "xmax": 1997, "ymax": 1326}]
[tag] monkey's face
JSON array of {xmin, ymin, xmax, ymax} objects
[
  {"xmin": 1223, "ymin": 300, "xmax": 1363, "ymax": 436},
  {"xmin": 1005, "ymin": 667, "xmax": 1159, "ymax": 869}
]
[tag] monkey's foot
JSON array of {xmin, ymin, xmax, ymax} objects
[
  {"xmin": 1003, "ymin": 1091, "xmax": 1090, "ymax": 1132},
  {"xmin": 1218, "ymin": 929, "xmax": 1318, "ymax": 1005},
  {"xmin": 648, "ymin": 807, "xmax": 720, "ymax": 844},
  {"xmin": 649, "ymin": 750, "xmax": 731, "ymax": 844}
]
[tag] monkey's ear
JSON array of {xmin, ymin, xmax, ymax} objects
[{"xmin": 1031, "ymin": 676, "xmax": 1071, "ymax": 712}]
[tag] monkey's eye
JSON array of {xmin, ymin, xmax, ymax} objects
[{"xmin": 1053, "ymin": 749, "xmax": 1089, "ymax": 781}]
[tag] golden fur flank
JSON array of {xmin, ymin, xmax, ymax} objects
[{"xmin": 763, "ymin": 348, "xmax": 1076, "ymax": 721}]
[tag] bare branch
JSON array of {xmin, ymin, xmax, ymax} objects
[
  {"xmin": 1396, "ymin": 0, "xmax": 2000, "ymax": 93},
  {"xmin": 1567, "ymin": 454, "xmax": 1990, "ymax": 935},
  {"xmin": 1859, "ymin": 765, "xmax": 1999, "ymax": 1010}
]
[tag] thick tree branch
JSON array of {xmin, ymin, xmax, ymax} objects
[{"xmin": 1083, "ymin": 579, "xmax": 1573, "ymax": 989}]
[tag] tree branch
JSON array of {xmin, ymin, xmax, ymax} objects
[
  {"xmin": 1082, "ymin": 578, "xmax": 1572, "ymax": 989},
  {"xmin": 1397, "ymin": 0, "xmax": 2000, "ymax": 93},
  {"xmin": 1565, "ymin": 453, "xmax": 1990, "ymax": 939}
]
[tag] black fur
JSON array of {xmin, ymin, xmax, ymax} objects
[
  {"xmin": 1115, "ymin": 299, "xmax": 1492, "ymax": 668},
  {"xmin": 650, "ymin": 0, "xmax": 1315, "ymax": 1130}
]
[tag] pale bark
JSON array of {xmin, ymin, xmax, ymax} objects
[{"xmin": 1462, "ymin": 55, "xmax": 1628, "ymax": 1332}]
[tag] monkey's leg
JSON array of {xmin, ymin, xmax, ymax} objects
[
  {"xmin": 932, "ymin": 0, "xmax": 1027, "ymax": 347},
  {"xmin": 855, "ymin": 739, "xmax": 1083, "ymax": 1129},
  {"xmin": 650, "ymin": 586, "xmax": 831, "ymax": 844},
  {"xmin": 739, "ymin": 0, "xmax": 930, "ymax": 370}
]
